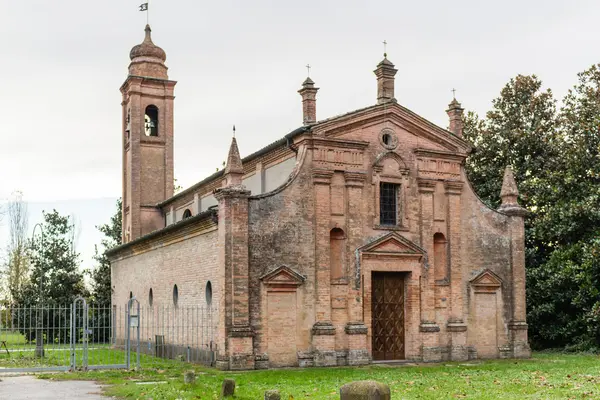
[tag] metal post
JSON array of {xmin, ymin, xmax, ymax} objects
[
  {"xmin": 126, "ymin": 299, "xmax": 131, "ymax": 369},
  {"xmin": 136, "ymin": 301, "xmax": 140, "ymax": 369},
  {"xmin": 70, "ymin": 303, "xmax": 75, "ymax": 370},
  {"xmin": 32, "ymin": 223, "xmax": 45, "ymax": 358}
]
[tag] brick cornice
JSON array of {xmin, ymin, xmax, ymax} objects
[
  {"xmin": 312, "ymin": 169, "xmax": 334, "ymax": 184},
  {"xmin": 417, "ymin": 177, "xmax": 437, "ymax": 193},
  {"xmin": 444, "ymin": 180, "xmax": 464, "ymax": 195},
  {"xmin": 312, "ymin": 321, "xmax": 336, "ymax": 335},
  {"xmin": 414, "ymin": 148, "xmax": 467, "ymax": 162},
  {"xmin": 304, "ymin": 136, "xmax": 369, "ymax": 151},
  {"xmin": 213, "ymin": 185, "xmax": 251, "ymax": 200},
  {"xmin": 344, "ymin": 171, "xmax": 367, "ymax": 187},
  {"xmin": 228, "ymin": 325, "xmax": 254, "ymax": 338},
  {"xmin": 107, "ymin": 209, "xmax": 218, "ymax": 260}
]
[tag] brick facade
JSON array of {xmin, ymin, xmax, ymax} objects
[{"xmin": 109, "ymin": 27, "xmax": 531, "ymax": 370}]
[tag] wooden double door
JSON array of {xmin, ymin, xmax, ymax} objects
[{"xmin": 371, "ymin": 272, "xmax": 405, "ymax": 360}]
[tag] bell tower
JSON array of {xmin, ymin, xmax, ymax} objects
[{"xmin": 120, "ymin": 25, "xmax": 176, "ymax": 243}]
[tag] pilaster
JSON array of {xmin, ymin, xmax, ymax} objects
[
  {"xmin": 417, "ymin": 178, "xmax": 441, "ymax": 362},
  {"xmin": 506, "ymin": 215, "xmax": 531, "ymax": 358},
  {"xmin": 445, "ymin": 180, "xmax": 468, "ymax": 361},
  {"xmin": 344, "ymin": 172, "xmax": 369, "ymax": 366},
  {"xmin": 498, "ymin": 166, "xmax": 531, "ymax": 358},
  {"xmin": 214, "ymin": 185, "xmax": 254, "ymax": 370},
  {"xmin": 312, "ymin": 169, "xmax": 336, "ymax": 366}
]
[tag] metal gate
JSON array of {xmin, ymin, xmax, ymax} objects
[{"xmin": 0, "ymin": 297, "xmax": 139, "ymax": 373}]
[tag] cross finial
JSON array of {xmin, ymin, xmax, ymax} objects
[
  {"xmin": 306, "ymin": 64, "xmax": 311, "ymax": 77},
  {"xmin": 452, "ymin": 88, "xmax": 457, "ymax": 99},
  {"xmin": 233, "ymin": 125, "xmax": 236, "ymax": 138},
  {"xmin": 383, "ymin": 40, "xmax": 387, "ymax": 57}
]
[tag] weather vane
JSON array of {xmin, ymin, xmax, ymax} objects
[
  {"xmin": 383, "ymin": 40, "xmax": 387, "ymax": 57},
  {"xmin": 306, "ymin": 64, "xmax": 311, "ymax": 78},
  {"xmin": 233, "ymin": 125, "xmax": 236, "ymax": 138},
  {"xmin": 452, "ymin": 88, "xmax": 457, "ymax": 99}
]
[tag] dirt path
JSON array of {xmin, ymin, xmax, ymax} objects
[{"xmin": 0, "ymin": 375, "xmax": 109, "ymax": 399}]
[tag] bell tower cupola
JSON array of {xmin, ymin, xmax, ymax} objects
[{"xmin": 120, "ymin": 25, "xmax": 177, "ymax": 243}]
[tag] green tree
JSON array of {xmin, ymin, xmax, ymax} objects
[
  {"xmin": 90, "ymin": 198, "xmax": 122, "ymax": 306},
  {"xmin": 17, "ymin": 210, "xmax": 87, "ymax": 306},
  {"xmin": 464, "ymin": 74, "xmax": 560, "ymax": 211},
  {"xmin": 15, "ymin": 210, "xmax": 87, "ymax": 342},
  {"xmin": 526, "ymin": 64, "xmax": 600, "ymax": 349},
  {"xmin": 465, "ymin": 68, "xmax": 600, "ymax": 350}
]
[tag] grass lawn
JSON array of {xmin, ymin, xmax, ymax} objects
[
  {"xmin": 31, "ymin": 352, "xmax": 600, "ymax": 399},
  {"xmin": 1, "ymin": 331, "xmax": 28, "ymax": 346}
]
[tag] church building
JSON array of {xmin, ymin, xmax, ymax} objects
[{"xmin": 108, "ymin": 25, "xmax": 531, "ymax": 370}]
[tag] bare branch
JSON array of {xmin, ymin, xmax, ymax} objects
[{"xmin": 5, "ymin": 191, "xmax": 30, "ymax": 302}]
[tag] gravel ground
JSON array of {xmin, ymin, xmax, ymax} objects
[{"xmin": 0, "ymin": 375, "xmax": 110, "ymax": 399}]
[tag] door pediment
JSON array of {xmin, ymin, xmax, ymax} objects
[
  {"xmin": 260, "ymin": 265, "xmax": 306, "ymax": 288},
  {"xmin": 470, "ymin": 269, "xmax": 503, "ymax": 292},
  {"xmin": 358, "ymin": 232, "xmax": 425, "ymax": 259}
]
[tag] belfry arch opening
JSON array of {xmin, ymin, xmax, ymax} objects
[{"xmin": 144, "ymin": 105, "xmax": 159, "ymax": 136}]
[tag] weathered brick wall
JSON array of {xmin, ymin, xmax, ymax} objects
[
  {"xmin": 460, "ymin": 176, "xmax": 513, "ymax": 357},
  {"xmin": 248, "ymin": 148, "xmax": 316, "ymax": 364}
]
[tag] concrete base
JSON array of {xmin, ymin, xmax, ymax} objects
[
  {"xmin": 421, "ymin": 346, "xmax": 442, "ymax": 362},
  {"xmin": 215, "ymin": 355, "xmax": 230, "ymax": 370},
  {"xmin": 449, "ymin": 345, "xmax": 468, "ymax": 361},
  {"xmin": 336, "ymin": 350, "xmax": 348, "ymax": 366},
  {"xmin": 228, "ymin": 336, "xmax": 254, "ymax": 370},
  {"xmin": 314, "ymin": 350, "xmax": 337, "ymax": 367},
  {"xmin": 348, "ymin": 349, "xmax": 371, "ymax": 366},
  {"xmin": 312, "ymin": 322, "xmax": 337, "ymax": 367},
  {"xmin": 297, "ymin": 351, "xmax": 315, "ymax": 368},
  {"xmin": 509, "ymin": 321, "xmax": 531, "ymax": 359},
  {"xmin": 254, "ymin": 353, "xmax": 269, "ymax": 369},
  {"xmin": 512, "ymin": 341, "xmax": 532, "ymax": 358},
  {"xmin": 448, "ymin": 322, "xmax": 468, "ymax": 361}
]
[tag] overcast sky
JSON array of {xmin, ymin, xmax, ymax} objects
[{"xmin": 1, "ymin": 0, "xmax": 600, "ymax": 266}]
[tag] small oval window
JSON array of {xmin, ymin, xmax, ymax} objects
[
  {"xmin": 205, "ymin": 281, "xmax": 212, "ymax": 306},
  {"xmin": 173, "ymin": 284, "xmax": 179, "ymax": 306},
  {"xmin": 382, "ymin": 133, "xmax": 391, "ymax": 146}
]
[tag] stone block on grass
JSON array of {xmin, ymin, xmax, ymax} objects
[
  {"xmin": 339, "ymin": 380, "xmax": 390, "ymax": 400},
  {"xmin": 184, "ymin": 370, "xmax": 196, "ymax": 384},
  {"xmin": 264, "ymin": 389, "xmax": 281, "ymax": 400},
  {"xmin": 221, "ymin": 378, "xmax": 236, "ymax": 398}
]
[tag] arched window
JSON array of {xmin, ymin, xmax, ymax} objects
[
  {"xmin": 434, "ymin": 233, "xmax": 447, "ymax": 281},
  {"xmin": 148, "ymin": 288, "xmax": 153, "ymax": 307},
  {"xmin": 144, "ymin": 105, "xmax": 159, "ymax": 136},
  {"xmin": 173, "ymin": 284, "xmax": 179, "ymax": 306},
  {"xmin": 205, "ymin": 281, "xmax": 213, "ymax": 306},
  {"xmin": 182, "ymin": 209, "xmax": 192, "ymax": 219},
  {"xmin": 330, "ymin": 228, "xmax": 345, "ymax": 280},
  {"xmin": 129, "ymin": 291, "xmax": 133, "ymax": 299}
]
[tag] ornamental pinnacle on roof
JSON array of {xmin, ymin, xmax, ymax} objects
[
  {"xmin": 498, "ymin": 166, "xmax": 527, "ymax": 217},
  {"xmin": 446, "ymin": 90, "xmax": 465, "ymax": 137},
  {"xmin": 298, "ymin": 65, "xmax": 319, "ymax": 125},
  {"xmin": 224, "ymin": 132, "xmax": 244, "ymax": 186},
  {"xmin": 374, "ymin": 41, "xmax": 398, "ymax": 104}
]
